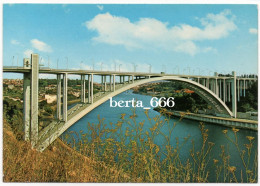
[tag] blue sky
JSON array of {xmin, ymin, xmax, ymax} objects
[{"xmin": 3, "ymin": 4, "xmax": 258, "ymax": 79}]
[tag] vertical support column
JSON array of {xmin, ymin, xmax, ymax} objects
[
  {"xmin": 232, "ymin": 71, "xmax": 237, "ymax": 118},
  {"xmin": 240, "ymin": 80, "xmax": 242, "ymax": 97},
  {"xmin": 206, "ymin": 78, "xmax": 209, "ymax": 89},
  {"xmin": 57, "ymin": 74, "xmax": 62, "ymax": 120},
  {"xmin": 123, "ymin": 76, "xmax": 125, "ymax": 84},
  {"xmin": 237, "ymin": 79, "xmax": 240, "ymax": 102},
  {"xmin": 228, "ymin": 82, "xmax": 231, "ymax": 102},
  {"xmin": 104, "ymin": 76, "xmax": 107, "ymax": 92},
  {"xmin": 110, "ymin": 75, "xmax": 112, "ymax": 91},
  {"xmin": 215, "ymin": 79, "xmax": 218, "ymax": 96},
  {"xmin": 63, "ymin": 73, "xmax": 68, "ymax": 122},
  {"xmin": 197, "ymin": 77, "xmax": 200, "ymax": 83},
  {"xmin": 88, "ymin": 75, "xmax": 90, "ymax": 103},
  {"xmin": 128, "ymin": 76, "xmax": 130, "ymax": 83},
  {"xmin": 119, "ymin": 76, "xmax": 122, "ymax": 84},
  {"xmin": 23, "ymin": 73, "xmax": 31, "ymax": 141},
  {"xmin": 101, "ymin": 75, "xmax": 104, "ymax": 92},
  {"xmin": 113, "ymin": 75, "xmax": 115, "ymax": 91},
  {"xmin": 223, "ymin": 79, "xmax": 226, "ymax": 102},
  {"xmin": 81, "ymin": 75, "xmax": 86, "ymax": 103},
  {"xmin": 132, "ymin": 75, "xmax": 134, "ymax": 83},
  {"xmin": 219, "ymin": 79, "xmax": 222, "ymax": 100},
  {"xmin": 243, "ymin": 79, "xmax": 246, "ymax": 97},
  {"xmin": 91, "ymin": 74, "xmax": 94, "ymax": 103},
  {"xmin": 30, "ymin": 54, "xmax": 39, "ymax": 147}
]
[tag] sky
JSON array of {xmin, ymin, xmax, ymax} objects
[{"xmin": 3, "ymin": 4, "xmax": 258, "ymax": 79}]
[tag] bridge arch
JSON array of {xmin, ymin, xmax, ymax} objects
[{"xmin": 36, "ymin": 76, "xmax": 233, "ymax": 151}]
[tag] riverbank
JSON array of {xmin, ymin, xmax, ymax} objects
[{"xmin": 155, "ymin": 107, "xmax": 258, "ymax": 131}]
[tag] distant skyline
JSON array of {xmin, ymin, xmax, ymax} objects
[{"xmin": 3, "ymin": 4, "xmax": 258, "ymax": 79}]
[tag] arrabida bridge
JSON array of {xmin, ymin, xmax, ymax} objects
[{"xmin": 3, "ymin": 54, "xmax": 257, "ymax": 151}]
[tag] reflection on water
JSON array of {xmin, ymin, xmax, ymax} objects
[{"xmin": 63, "ymin": 90, "xmax": 257, "ymax": 182}]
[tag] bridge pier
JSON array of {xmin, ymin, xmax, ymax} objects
[
  {"xmin": 243, "ymin": 79, "xmax": 246, "ymax": 97},
  {"xmin": 57, "ymin": 74, "xmax": 62, "ymax": 120},
  {"xmin": 223, "ymin": 79, "xmax": 226, "ymax": 102},
  {"xmin": 63, "ymin": 73, "xmax": 68, "ymax": 122},
  {"xmin": 113, "ymin": 75, "xmax": 115, "ymax": 91},
  {"xmin": 110, "ymin": 75, "xmax": 112, "ymax": 91},
  {"xmin": 104, "ymin": 75, "xmax": 107, "ymax": 92},
  {"xmin": 88, "ymin": 74, "xmax": 90, "ymax": 103},
  {"xmin": 232, "ymin": 71, "xmax": 237, "ymax": 118},
  {"xmin": 237, "ymin": 79, "xmax": 240, "ymax": 102},
  {"xmin": 23, "ymin": 72, "xmax": 31, "ymax": 141},
  {"xmin": 31, "ymin": 54, "xmax": 39, "ymax": 147},
  {"xmin": 132, "ymin": 75, "xmax": 134, "ymax": 83},
  {"xmin": 81, "ymin": 75, "xmax": 86, "ymax": 103},
  {"xmin": 91, "ymin": 74, "xmax": 93, "ymax": 103}
]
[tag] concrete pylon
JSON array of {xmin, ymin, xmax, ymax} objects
[
  {"xmin": 57, "ymin": 74, "xmax": 62, "ymax": 120},
  {"xmin": 91, "ymin": 74, "xmax": 93, "ymax": 103},
  {"xmin": 23, "ymin": 72, "xmax": 31, "ymax": 141},
  {"xmin": 232, "ymin": 71, "xmax": 237, "ymax": 118},
  {"xmin": 88, "ymin": 74, "xmax": 90, "ymax": 103},
  {"xmin": 30, "ymin": 54, "xmax": 39, "ymax": 147},
  {"xmin": 113, "ymin": 75, "xmax": 115, "ymax": 91},
  {"xmin": 81, "ymin": 75, "xmax": 86, "ymax": 103},
  {"xmin": 63, "ymin": 73, "xmax": 68, "ymax": 122}
]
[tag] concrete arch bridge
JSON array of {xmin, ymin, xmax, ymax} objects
[{"xmin": 3, "ymin": 54, "xmax": 257, "ymax": 151}]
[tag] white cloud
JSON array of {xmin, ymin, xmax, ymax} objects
[
  {"xmin": 24, "ymin": 49, "xmax": 34, "ymax": 58},
  {"xmin": 31, "ymin": 39, "xmax": 52, "ymax": 53},
  {"xmin": 11, "ymin": 39, "xmax": 20, "ymax": 45},
  {"xmin": 249, "ymin": 28, "xmax": 257, "ymax": 34},
  {"xmin": 86, "ymin": 10, "xmax": 236, "ymax": 55},
  {"xmin": 97, "ymin": 5, "xmax": 104, "ymax": 11}
]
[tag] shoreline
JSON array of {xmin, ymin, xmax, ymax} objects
[{"xmin": 154, "ymin": 107, "xmax": 258, "ymax": 131}]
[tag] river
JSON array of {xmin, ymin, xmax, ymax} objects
[{"xmin": 62, "ymin": 90, "xmax": 257, "ymax": 182}]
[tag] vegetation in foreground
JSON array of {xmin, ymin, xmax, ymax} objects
[
  {"xmin": 3, "ymin": 104, "xmax": 257, "ymax": 182},
  {"xmin": 63, "ymin": 109, "xmax": 257, "ymax": 183}
]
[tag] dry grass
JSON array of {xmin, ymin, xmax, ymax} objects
[{"xmin": 3, "ymin": 119, "xmax": 118, "ymax": 182}]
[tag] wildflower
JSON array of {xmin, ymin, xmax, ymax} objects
[
  {"xmin": 232, "ymin": 128, "xmax": 239, "ymax": 133},
  {"xmin": 222, "ymin": 130, "xmax": 228, "ymax": 134},
  {"xmin": 246, "ymin": 170, "xmax": 253, "ymax": 175},
  {"xmin": 120, "ymin": 113, "xmax": 126, "ymax": 120},
  {"xmin": 208, "ymin": 142, "xmax": 215, "ymax": 147},
  {"xmin": 244, "ymin": 143, "xmax": 252, "ymax": 150},
  {"xmin": 246, "ymin": 136, "xmax": 255, "ymax": 142},
  {"xmin": 213, "ymin": 159, "xmax": 219, "ymax": 164},
  {"xmin": 116, "ymin": 121, "xmax": 123, "ymax": 127},
  {"xmin": 228, "ymin": 166, "xmax": 236, "ymax": 173},
  {"xmin": 155, "ymin": 145, "xmax": 160, "ymax": 154},
  {"xmin": 144, "ymin": 109, "xmax": 149, "ymax": 115},
  {"xmin": 139, "ymin": 121, "xmax": 144, "ymax": 127}
]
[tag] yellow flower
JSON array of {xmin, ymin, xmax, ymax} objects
[
  {"xmin": 232, "ymin": 128, "xmax": 239, "ymax": 133},
  {"xmin": 246, "ymin": 136, "xmax": 255, "ymax": 141},
  {"xmin": 222, "ymin": 130, "xmax": 228, "ymax": 134},
  {"xmin": 244, "ymin": 143, "xmax": 252, "ymax": 150},
  {"xmin": 213, "ymin": 159, "xmax": 219, "ymax": 164},
  {"xmin": 228, "ymin": 166, "xmax": 236, "ymax": 173},
  {"xmin": 120, "ymin": 113, "xmax": 126, "ymax": 120}
]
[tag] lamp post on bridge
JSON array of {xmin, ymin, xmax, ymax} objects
[
  {"xmin": 65, "ymin": 57, "xmax": 68, "ymax": 70},
  {"xmin": 119, "ymin": 64, "xmax": 122, "ymax": 72},
  {"xmin": 149, "ymin": 64, "xmax": 152, "ymax": 73},
  {"xmin": 132, "ymin": 63, "xmax": 137, "ymax": 72},
  {"xmin": 100, "ymin": 62, "xmax": 104, "ymax": 71}
]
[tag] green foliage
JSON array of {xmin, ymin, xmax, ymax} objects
[
  {"xmin": 3, "ymin": 98, "xmax": 24, "ymax": 138},
  {"xmin": 237, "ymin": 81, "xmax": 258, "ymax": 112}
]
